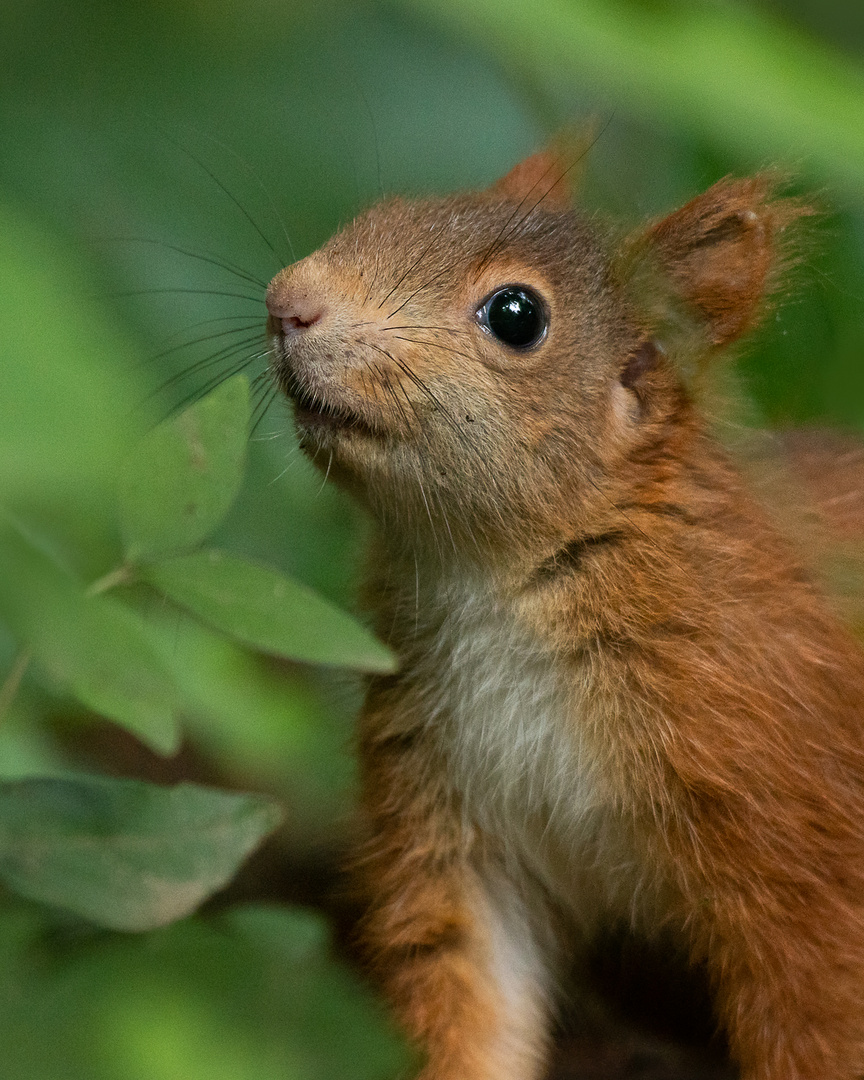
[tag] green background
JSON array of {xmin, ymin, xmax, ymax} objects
[{"xmin": 1, "ymin": 0, "xmax": 863, "ymax": 1076}]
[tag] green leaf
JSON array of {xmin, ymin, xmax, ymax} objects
[
  {"xmin": 119, "ymin": 375, "xmax": 250, "ymax": 561},
  {"xmin": 144, "ymin": 550, "xmax": 397, "ymax": 673},
  {"xmin": 134, "ymin": 602, "xmax": 356, "ymax": 832},
  {"xmin": 0, "ymin": 199, "xmax": 143, "ymax": 533},
  {"xmin": 0, "ymin": 777, "xmax": 282, "ymax": 931},
  {"xmin": 0, "ymin": 896, "xmax": 412, "ymax": 1080},
  {"xmin": 0, "ymin": 523, "xmax": 181, "ymax": 755}
]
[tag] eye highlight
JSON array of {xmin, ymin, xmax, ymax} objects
[{"xmin": 476, "ymin": 286, "xmax": 548, "ymax": 350}]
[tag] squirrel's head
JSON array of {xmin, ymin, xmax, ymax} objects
[{"xmin": 266, "ymin": 144, "xmax": 808, "ymax": 561}]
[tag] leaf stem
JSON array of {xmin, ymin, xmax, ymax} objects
[
  {"xmin": 0, "ymin": 650, "xmax": 31, "ymax": 723},
  {"xmin": 87, "ymin": 565, "xmax": 134, "ymax": 596}
]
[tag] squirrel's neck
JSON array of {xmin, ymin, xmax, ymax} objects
[{"xmin": 360, "ymin": 405, "xmax": 815, "ymax": 656}]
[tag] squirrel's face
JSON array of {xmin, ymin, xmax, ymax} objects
[
  {"xmin": 266, "ymin": 149, "xmax": 798, "ymax": 557},
  {"xmin": 266, "ymin": 192, "xmax": 642, "ymax": 552}
]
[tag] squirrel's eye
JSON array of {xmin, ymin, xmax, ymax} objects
[{"xmin": 477, "ymin": 286, "xmax": 547, "ymax": 350}]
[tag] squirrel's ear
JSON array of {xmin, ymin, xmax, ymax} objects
[
  {"xmin": 641, "ymin": 176, "xmax": 812, "ymax": 347},
  {"xmin": 490, "ymin": 129, "xmax": 593, "ymax": 208}
]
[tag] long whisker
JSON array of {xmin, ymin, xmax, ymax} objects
[
  {"xmin": 189, "ymin": 127, "xmax": 297, "ymax": 264},
  {"xmin": 155, "ymin": 314, "xmax": 267, "ymax": 347},
  {"xmin": 250, "ymin": 379, "xmax": 280, "ymax": 438},
  {"xmin": 378, "ymin": 230, "xmax": 445, "ymax": 310},
  {"xmin": 99, "ymin": 236, "xmax": 268, "ymax": 289},
  {"xmin": 149, "ymin": 333, "xmax": 265, "ymax": 398},
  {"xmin": 366, "ymin": 342, "xmax": 459, "ymax": 433},
  {"xmin": 108, "ymin": 287, "xmax": 263, "ymax": 304},
  {"xmin": 416, "ymin": 474, "xmax": 442, "ymax": 563},
  {"xmin": 394, "ymin": 371, "xmax": 426, "ymax": 431},
  {"xmin": 473, "ymin": 116, "xmax": 613, "ymax": 280},
  {"xmin": 366, "ymin": 346, "xmax": 500, "ymax": 502},
  {"xmin": 471, "ymin": 163, "xmax": 562, "ymax": 284},
  {"xmin": 367, "ymin": 346, "xmax": 500, "ymax": 539},
  {"xmin": 381, "ymin": 325, "xmax": 470, "ymax": 335},
  {"xmin": 374, "ymin": 363, "xmax": 412, "ymax": 434},
  {"xmin": 476, "ymin": 118, "xmax": 615, "ymax": 278},
  {"xmin": 317, "ymin": 451, "xmax": 334, "ymax": 496},
  {"xmin": 153, "ymin": 122, "xmax": 286, "ymax": 271},
  {"xmin": 163, "ymin": 348, "xmax": 270, "ymax": 419},
  {"xmin": 386, "ymin": 265, "xmax": 452, "ymax": 320},
  {"xmin": 269, "ymin": 441, "xmax": 305, "ymax": 482},
  {"xmin": 391, "ymin": 335, "xmax": 477, "ymax": 364},
  {"xmin": 141, "ymin": 322, "xmax": 263, "ymax": 367}
]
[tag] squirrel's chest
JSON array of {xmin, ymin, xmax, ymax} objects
[{"xmin": 419, "ymin": 587, "xmax": 620, "ymax": 897}]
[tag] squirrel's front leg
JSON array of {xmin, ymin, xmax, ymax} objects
[{"xmin": 355, "ymin": 694, "xmax": 553, "ymax": 1080}]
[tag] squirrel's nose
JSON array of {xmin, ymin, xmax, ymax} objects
[{"xmin": 265, "ymin": 274, "xmax": 326, "ymax": 334}]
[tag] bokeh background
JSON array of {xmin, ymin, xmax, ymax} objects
[{"xmin": 2, "ymin": 0, "xmax": 864, "ymax": 1077}]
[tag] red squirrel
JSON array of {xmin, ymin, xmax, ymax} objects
[{"xmin": 264, "ymin": 146, "xmax": 864, "ymax": 1080}]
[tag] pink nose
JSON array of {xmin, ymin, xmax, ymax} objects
[{"xmin": 265, "ymin": 282, "xmax": 325, "ymax": 333}]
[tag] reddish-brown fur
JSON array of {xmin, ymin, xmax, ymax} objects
[{"xmin": 265, "ymin": 152, "xmax": 864, "ymax": 1080}]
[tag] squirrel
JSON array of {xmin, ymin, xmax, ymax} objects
[{"xmin": 264, "ymin": 144, "xmax": 864, "ymax": 1080}]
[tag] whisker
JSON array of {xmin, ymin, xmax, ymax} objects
[
  {"xmin": 471, "ymin": 165, "xmax": 559, "ymax": 284},
  {"xmin": 367, "ymin": 346, "xmax": 501, "ymax": 503},
  {"xmin": 317, "ymin": 451, "xmax": 334, "ymax": 496},
  {"xmin": 108, "ymin": 287, "xmax": 263, "ymax": 304},
  {"xmin": 366, "ymin": 342, "xmax": 459, "ymax": 432},
  {"xmin": 392, "ymin": 335, "xmax": 477, "ymax": 364},
  {"xmin": 154, "ymin": 123, "xmax": 286, "ymax": 271},
  {"xmin": 269, "ymin": 442, "xmax": 306, "ymax": 483},
  {"xmin": 375, "ymin": 363, "xmax": 412, "ymax": 434},
  {"xmin": 359, "ymin": 366, "xmax": 370, "ymax": 404},
  {"xmin": 413, "ymin": 551, "xmax": 420, "ymax": 636},
  {"xmin": 475, "ymin": 117, "xmax": 609, "ymax": 282},
  {"xmin": 141, "ymin": 322, "xmax": 264, "ymax": 367},
  {"xmin": 149, "ymin": 333, "xmax": 265, "ymax": 398},
  {"xmin": 476, "ymin": 118, "xmax": 615, "ymax": 278},
  {"xmin": 248, "ymin": 374, "xmax": 270, "ymax": 417},
  {"xmin": 416, "ymin": 475, "xmax": 442, "ymax": 562},
  {"xmin": 394, "ymin": 371, "xmax": 426, "ymax": 431},
  {"xmin": 162, "ymin": 349, "xmax": 269, "ymax": 419},
  {"xmin": 99, "ymin": 236, "xmax": 268, "ymax": 289},
  {"xmin": 353, "ymin": 81, "xmax": 384, "ymax": 202},
  {"xmin": 367, "ymin": 347, "xmax": 500, "ymax": 545},
  {"xmin": 378, "ymin": 230, "xmax": 444, "ymax": 310},
  {"xmin": 382, "ymin": 325, "xmax": 470, "ymax": 335},
  {"xmin": 250, "ymin": 367, "xmax": 272, "ymax": 388},
  {"xmin": 155, "ymin": 314, "xmax": 267, "ymax": 347},
  {"xmin": 386, "ymin": 265, "xmax": 451, "ymax": 320},
  {"xmin": 250, "ymin": 381, "xmax": 280, "ymax": 439},
  {"xmin": 190, "ymin": 127, "xmax": 296, "ymax": 265},
  {"xmin": 431, "ymin": 476, "xmax": 458, "ymax": 557}
]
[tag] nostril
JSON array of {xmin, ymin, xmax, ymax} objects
[
  {"xmin": 264, "ymin": 290, "xmax": 326, "ymax": 334},
  {"xmin": 263, "ymin": 274, "xmax": 324, "ymax": 324},
  {"xmin": 265, "ymin": 268, "xmax": 327, "ymax": 333},
  {"xmin": 284, "ymin": 311, "xmax": 322, "ymax": 332}
]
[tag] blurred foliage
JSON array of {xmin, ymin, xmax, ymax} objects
[
  {"xmin": 0, "ymin": 777, "xmax": 282, "ymax": 931},
  {"xmin": 0, "ymin": 0, "xmax": 863, "ymax": 1077},
  {"xmin": 0, "ymin": 898, "xmax": 410, "ymax": 1080}
]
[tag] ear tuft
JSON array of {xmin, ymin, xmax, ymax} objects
[
  {"xmin": 492, "ymin": 150, "xmax": 573, "ymax": 209},
  {"xmin": 490, "ymin": 128, "xmax": 597, "ymax": 209},
  {"xmin": 645, "ymin": 176, "xmax": 812, "ymax": 347}
]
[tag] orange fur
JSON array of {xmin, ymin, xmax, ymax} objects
[{"xmin": 266, "ymin": 153, "xmax": 864, "ymax": 1080}]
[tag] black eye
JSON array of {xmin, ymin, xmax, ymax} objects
[{"xmin": 477, "ymin": 286, "xmax": 547, "ymax": 350}]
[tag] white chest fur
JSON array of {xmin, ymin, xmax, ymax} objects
[{"xmin": 414, "ymin": 577, "xmax": 624, "ymax": 912}]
